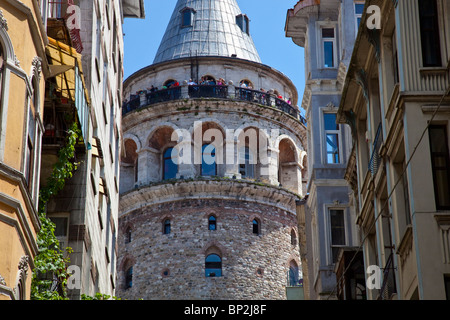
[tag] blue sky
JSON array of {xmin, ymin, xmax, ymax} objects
[{"xmin": 122, "ymin": 0, "xmax": 305, "ymax": 106}]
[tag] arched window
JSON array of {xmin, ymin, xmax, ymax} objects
[
  {"xmin": 125, "ymin": 266, "xmax": 133, "ymax": 290},
  {"xmin": 208, "ymin": 215, "xmax": 217, "ymax": 231},
  {"xmin": 205, "ymin": 254, "xmax": 222, "ymax": 277},
  {"xmin": 288, "ymin": 261, "xmax": 300, "ymax": 287},
  {"xmin": 239, "ymin": 79, "xmax": 253, "ymax": 88},
  {"xmin": 125, "ymin": 227, "xmax": 132, "ymax": 244},
  {"xmin": 291, "ymin": 229, "xmax": 297, "ymax": 246},
  {"xmin": 252, "ymin": 218, "xmax": 260, "ymax": 235},
  {"xmin": 239, "ymin": 146, "xmax": 255, "ymax": 179},
  {"xmin": 0, "ymin": 46, "xmax": 3, "ymax": 98},
  {"xmin": 163, "ymin": 147, "xmax": 177, "ymax": 180},
  {"xmin": 163, "ymin": 79, "xmax": 177, "ymax": 88},
  {"xmin": 200, "ymin": 75, "xmax": 216, "ymax": 85},
  {"xmin": 163, "ymin": 219, "xmax": 171, "ymax": 235},
  {"xmin": 201, "ymin": 144, "xmax": 217, "ymax": 176}
]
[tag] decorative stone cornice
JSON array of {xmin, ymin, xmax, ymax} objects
[
  {"xmin": 119, "ymin": 178, "xmax": 302, "ymax": 216},
  {"xmin": 0, "ymin": 10, "xmax": 8, "ymax": 31},
  {"xmin": 32, "ymin": 56, "xmax": 42, "ymax": 79},
  {"xmin": 18, "ymin": 255, "xmax": 29, "ymax": 275}
]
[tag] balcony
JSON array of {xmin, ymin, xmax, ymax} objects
[
  {"xmin": 122, "ymin": 85, "xmax": 307, "ymax": 125},
  {"xmin": 369, "ymin": 123, "xmax": 383, "ymax": 176},
  {"xmin": 43, "ymin": 37, "xmax": 90, "ymax": 149},
  {"xmin": 286, "ymin": 271, "xmax": 304, "ymax": 300}
]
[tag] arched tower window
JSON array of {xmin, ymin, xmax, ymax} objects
[
  {"xmin": 201, "ymin": 144, "xmax": 217, "ymax": 176},
  {"xmin": 252, "ymin": 218, "xmax": 260, "ymax": 235},
  {"xmin": 288, "ymin": 260, "xmax": 300, "ymax": 287},
  {"xmin": 239, "ymin": 146, "xmax": 255, "ymax": 179},
  {"xmin": 163, "ymin": 147, "xmax": 178, "ymax": 180},
  {"xmin": 163, "ymin": 219, "xmax": 171, "ymax": 235},
  {"xmin": 163, "ymin": 79, "xmax": 177, "ymax": 88},
  {"xmin": 125, "ymin": 266, "xmax": 133, "ymax": 290},
  {"xmin": 208, "ymin": 215, "xmax": 217, "ymax": 231},
  {"xmin": 205, "ymin": 254, "xmax": 222, "ymax": 277},
  {"xmin": 291, "ymin": 229, "xmax": 297, "ymax": 246}
]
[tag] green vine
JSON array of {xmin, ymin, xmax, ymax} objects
[{"xmin": 31, "ymin": 121, "xmax": 81, "ymax": 300}]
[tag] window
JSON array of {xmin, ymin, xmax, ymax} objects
[
  {"xmin": 163, "ymin": 147, "xmax": 177, "ymax": 180},
  {"xmin": 321, "ymin": 27, "xmax": 336, "ymax": 68},
  {"xmin": 392, "ymin": 30, "xmax": 400, "ymax": 84},
  {"xmin": 201, "ymin": 144, "xmax": 217, "ymax": 176},
  {"xmin": 288, "ymin": 261, "xmax": 300, "ymax": 286},
  {"xmin": 330, "ymin": 209, "xmax": 346, "ymax": 263},
  {"xmin": 445, "ymin": 275, "xmax": 450, "ymax": 300},
  {"xmin": 355, "ymin": 3, "xmax": 365, "ymax": 32},
  {"xmin": 181, "ymin": 8, "xmax": 195, "ymax": 28},
  {"xmin": 125, "ymin": 227, "xmax": 132, "ymax": 244},
  {"xmin": 163, "ymin": 219, "xmax": 171, "ymax": 234},
  {"xmin": 418, "ymin": 0, "xmax": 442, "ymax": 67},
  {"xmin": 125, "ymin": 267, "xmax": 133, "ymax": 289},
  {"xmin": 205, "ymin": 254, "xmax": 222, "ymax": 277},
  {"xmin": 0, "ymin": 46, "xmax": 3, "ymax": 100},
  {"xmin": 428, "ymin": 125, "xmax": 450, "ymax": 210},
  {"xmin": 236, "ymin": 14, "xmax": 250, "ymax": 35},
  {"xmin": 25, "ymin": 106, "xmax": 36, "ymax": 189},
  {"xmin": 239, "ymin": 147, "xmax": 255, "ymax": 179},
  {"xmin": 252, "ymin": 218, "xmax": 260, "ymax": 235},
  {"xmin": 208, "ymin": 215, "xmax": 217, "ymax": 231},
  {"xmin": 324, "ymin": 113, "xmax": 341, "ymax": 164},
  {"xmin": 291, "ymin": 229, "xmax": 297, "ymax": 246}
]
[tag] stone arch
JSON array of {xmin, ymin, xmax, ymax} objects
[
  {"xmin": 123, "ymin": 133, "xmax": 142, "ymax": 152},
  {"xmin": 200, "ymin": 74, "xmax": 216, "ymax": 84},
  {"xmin": 163, "ymin": 78, "xmax": 177, "ymax": 88},
  {"xmin": 147, "ymin": 125, "xmax": 177, "ymax": 151},
  {"xmin": 146, "ymin": 125, "xmax": 181, "ymax": 181},
  {"xmin": 278, "ymin": 138, "xmax": 301, "ymax": 194},
  {"xmin": 0, "ymin": 18, "xmax": 16, "ymax": 65},
  {"xmin": 202, "ymin": 241, "xmax": 227, "ymax": 258},
  {"xmin": 14, "ymin": 256, "xmax": 29, "ymax": 300},
  {"xmin": 119, "ymin": 254, "xmax": 136, "ymax": 272},
  {"xmin": 239, "ymin": 78, "xmax": 253, "ymax": 88},
  {"xmin": 120, "ymin": 138, "xmax": 139, "ymax": 192}
]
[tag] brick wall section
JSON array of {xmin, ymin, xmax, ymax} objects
[{"xmin": 117, "ymin": 198, "xmax": 300, "ymax": 300}]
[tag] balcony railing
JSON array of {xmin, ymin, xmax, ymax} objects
[
  {"xmin": 369, "ymin": 123, "xmax": 383, "ymax": 176},
  {"xmin": 378, "ymin": 253, "xmax": 397, "ymax": 300},
  {"xmin": 122, "ymin": 85, "xmax": 307, "ymax": 125}
]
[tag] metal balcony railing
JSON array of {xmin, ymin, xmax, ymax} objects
[
  {"xmin": 378, "ymin": 253, "xmax": 397, "ymax": 300},
  {"xmin": 369, "ymin": 123, "xmax": 383, "ymax": 176},
  {"xmin": 122, "ymin": 85, "xmax": 307, "ymax": 125}
]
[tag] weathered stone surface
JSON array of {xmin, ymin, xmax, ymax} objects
[{"xmin": 117, "ymin": 196, "xmax": 300, "ymax": 300}]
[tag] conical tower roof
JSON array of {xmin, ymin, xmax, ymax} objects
[{"xmin": 153, "ymin": 0, "xmax": 261, "ymax": 64}]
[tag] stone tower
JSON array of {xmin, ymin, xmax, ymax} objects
[{"xmin": 117, "ymin": 0, "xmax": 308, "ymax": 300}]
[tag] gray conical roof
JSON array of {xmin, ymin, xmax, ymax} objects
[{"xmin": 153, "ymin": 0, "xmax": 261, "ymax": 64}]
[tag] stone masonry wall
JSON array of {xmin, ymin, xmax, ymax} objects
[{"xmin": 117, "ymin": 197, "xmax": 301, "ymax": 300}]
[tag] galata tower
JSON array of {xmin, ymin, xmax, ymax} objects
[{"xmin": 117, "ymin": 0, "xmax": 308, "ymax": 300}]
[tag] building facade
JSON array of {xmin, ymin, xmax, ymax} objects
[
  {"xmin": 285, "ymin": 0, "xmax": 362, "ymax": 300},
  {"xmin": 38, "ymin": 0, "xmax": 144, "ymax": 299},
  {"xmin": 338, "ymin": 0, "xmax": 450, "ymax": 299},
  {"xmin": 117, "ymin": 0, "xmax": 307, "ymax": 300},
  {"xmin": 0, "ymin": 0, "xmax": 48, "ymax": 300}
]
